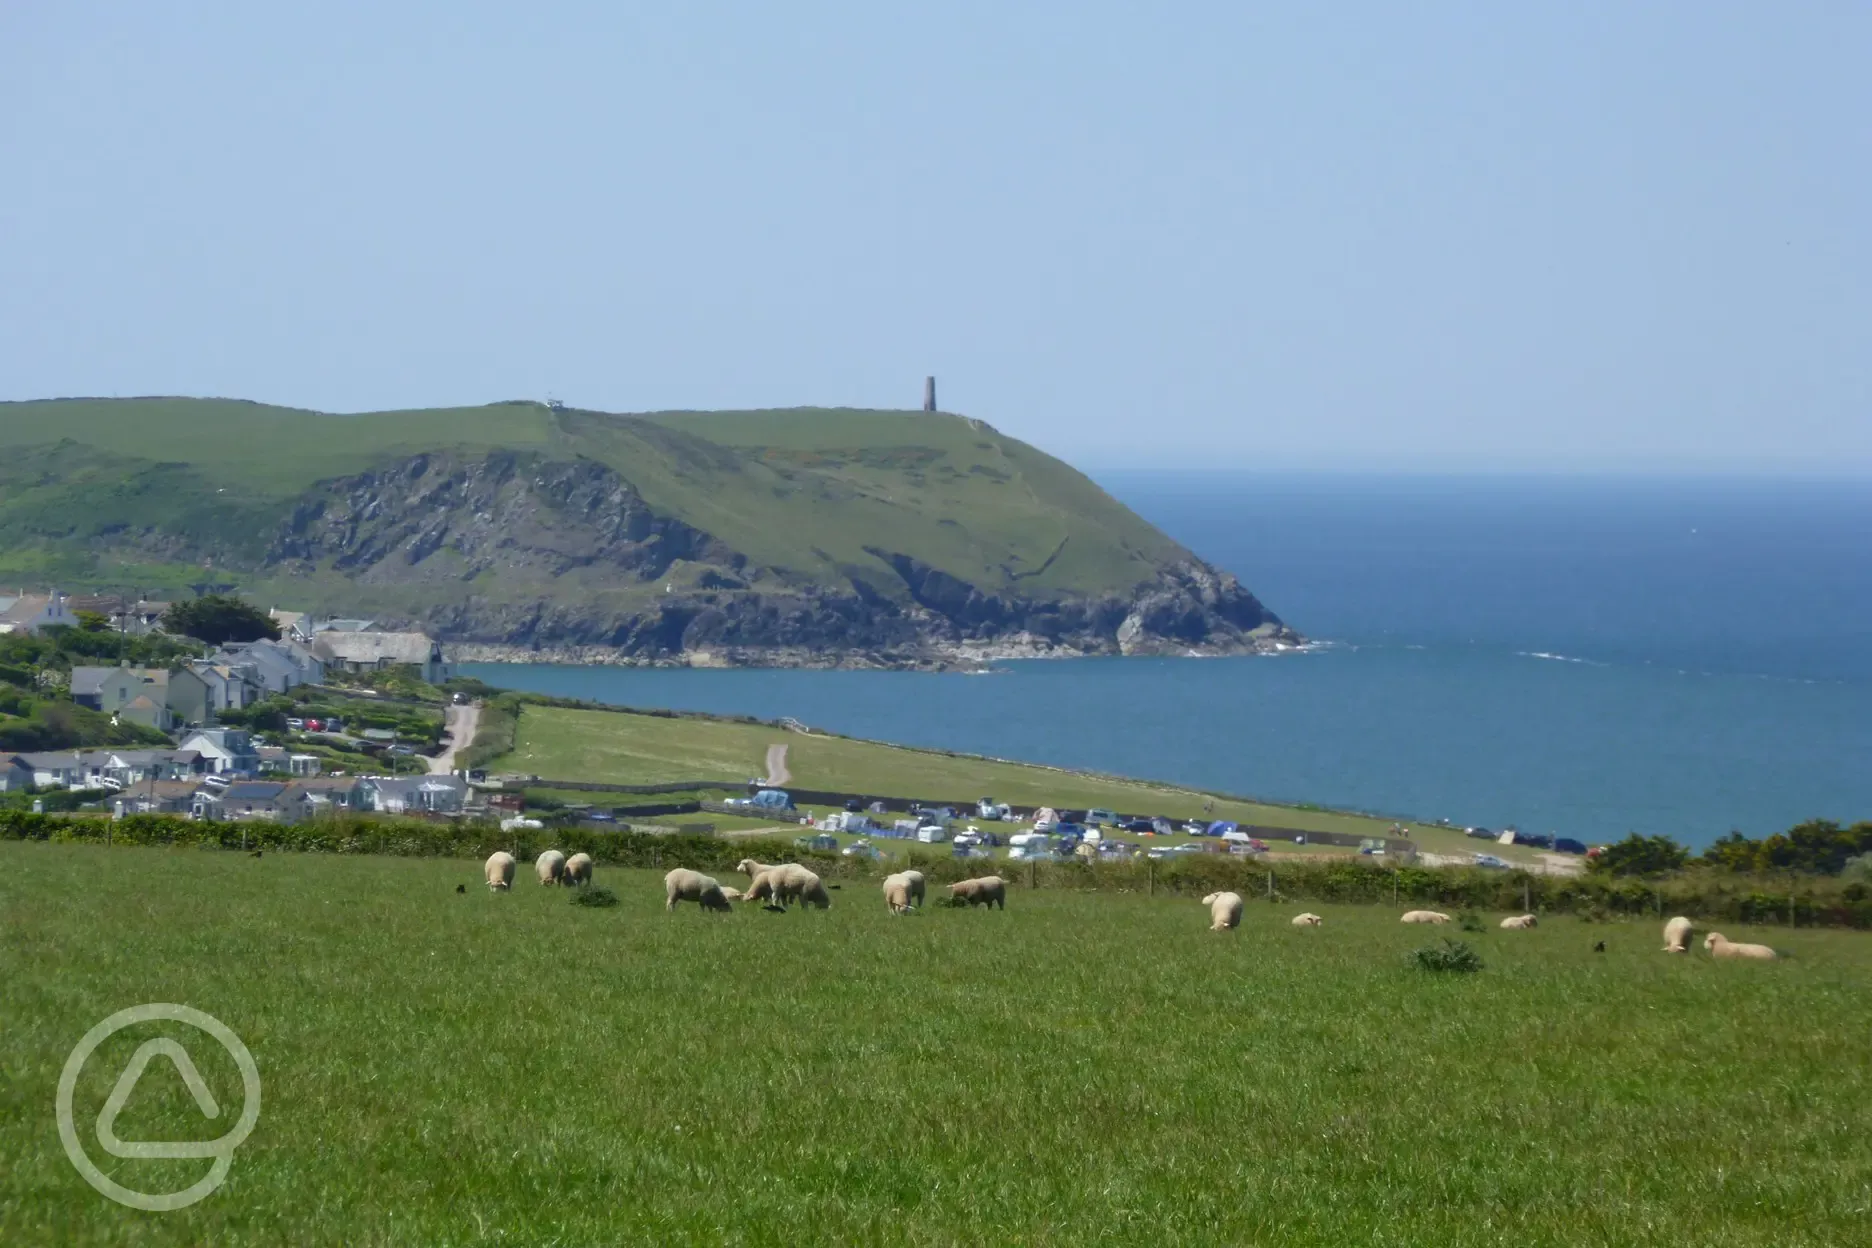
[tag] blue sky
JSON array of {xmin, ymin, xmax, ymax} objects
[{"xmin": 2, "ymin": 2, "xmax": 1866, "ymax": 471}]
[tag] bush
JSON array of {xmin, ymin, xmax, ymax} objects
[
  {"xmin": 571, "ymin": 885, "xmax": 619, "ymax": 908},
  {"xmin": 1589, "ymin": 834, "xmax": 1691, "ymax": 877},
  {"xmin": 1411, "ymin": 939, "xmax": 1484, "ymax": 974},
  {"xmin": 1457, "ymin": 912, "xmax": 1487, "ymax": 933},
  {"xmin": 163, "ymin": 595, "xmax": 280, "ymax": 646}
]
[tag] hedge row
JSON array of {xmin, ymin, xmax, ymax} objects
[{"xmin": 6, "ymin": 811, "xmax": 1868, "ymax": 928}]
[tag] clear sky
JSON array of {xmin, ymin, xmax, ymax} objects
[{"xmin": 2, "ymin": 3, "xmax": 1866, "ymax": 471}]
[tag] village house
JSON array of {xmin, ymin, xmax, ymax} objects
[
  {"xmin": 310, "ymin": 630, "xmax": 452, "ymax": 685},
  {"xmin": 0, "ymin": 755, "xmax": 36, "ymax": 792},
  {"xmin": 176, "ymin": 727, "xmax": 262, "ymax": 776},
  {"xmin": 110, "ymin": 779, "xmax": 202, "ymax": 818},
  {"xmin": 357, "ymin": 773, "xmax": 469, "ymax": 815},
  {"xmin": 0, "ymin": 591, "xmax": 77, "ymax": 635},
  {"xmin": 210, "ymin": 638, "xmax": 326, "ymax": 694}
]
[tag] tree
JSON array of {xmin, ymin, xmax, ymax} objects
[
  {"xmin": 1587, "ymin": 834, "xmax": 1690, "ymax": 877},
  {"xmin": 163, "ymin": 595, "xmax": 280, "ymax": 646}
]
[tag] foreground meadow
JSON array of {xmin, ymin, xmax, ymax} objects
[{"xmin": 2, "ymin": 844, "xmax": 1868, "ymax": 1246}]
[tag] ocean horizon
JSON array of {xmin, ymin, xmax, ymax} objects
[{"xmin": 462, "ymin": 472, "xmax": 1870, "ymax": 848}]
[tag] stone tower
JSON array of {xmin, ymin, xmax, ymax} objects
[{"xmin": 923, "ymin": 376, "xmax": 937, "ymax": 412}]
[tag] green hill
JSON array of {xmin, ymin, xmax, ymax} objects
[{"xmin": 0, "ymin": 397, "xmax": 1295, "ymax": 664}]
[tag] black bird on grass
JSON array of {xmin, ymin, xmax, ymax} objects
[
  {"xmin": 456, "ymin": 884, "xmax": 467, "ymax": 894},
  {"xmin": 1593, "ymin": 941, "xmax": 1606, "ymax": 953},
  {"xmin": 249, "ymin": 850, "xmax": 263, "ymax": 859},
  {"xmin": 761, "ymin": 904, "xmax": 789, "ymax": 914}
]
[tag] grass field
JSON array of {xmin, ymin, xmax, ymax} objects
[
  {"xmin": 499, "ymin": 705, "xmax": 1555, "ymax": 865},
  {"xmin": 4, "ymin": 843, "xmax": 1866, "ymax": 1245}
]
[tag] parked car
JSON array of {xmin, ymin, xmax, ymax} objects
[
  {"xmin": 1465, "ymin": 826, "xmax": 1494, "ymax": 839},
  {"xmin": 1554, "ymin": 837, "xmax": 1588, "ymax": 855},
  {"xmin": 915, "ymin": 824, "xmax": 947, "ymax": 844},
  {"xmin": 842, "ymin": 841, "xmax": 883, "ymax": 861},
  {"xmin": 953, "ymin": 845, "xmax": 991, "ymax": 860},
  {"xmin": 1472, "ymin": 854, "xmax": 1508, "ymax": 869},
  {"xmin": 797, "ymin": 833, "xmax": 839, "ymax": 852},
  {"xmin": 1182, "ymin": 821, "xmax": 1208, "ymax": 836},
  {"xmin": 1147, "ymin": 843, "xmax": 1206, "ymax": 860},
  {"xmin": 286, "ymin": 717, "xmax": 305, "ymax": 730},
  {"xmin": 1120, "ymin": 818, "xmax": 1155, "ymax": 834},
  {"xmin": 844, "ymin": 799, "xmax": 863, "ymax": 812},
  {"xmin": 1085, "ymin": 808, "xmax": 1118, "ymax": 828}
]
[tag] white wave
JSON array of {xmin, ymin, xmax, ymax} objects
[{"xmin": 1516, "ymin": 651, "xmax": 1609, "ymax": 667}]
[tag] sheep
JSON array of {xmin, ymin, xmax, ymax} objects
[
  {"xmin": 1201, "ymin": 891, "xmax": 1244, "ymax": 931},
  {"xmin": 535, "ymin": 849, "xmax": 567, "ymax": 886},
  {"xmin": 1704, "ymin": 932, "xmax": 1778, "ymax": 961},
  {"xmin": 664, "ymin": 868, "xmax": 733, "ymax": 913},
  {"xmin": 484, "ymin": 851, "xmax": 516, "ymax": 891},
  {"xmin": 796, "ymin": 871, "xmax": 832, "ymax": 910},
  {"xmin": 900, "ymin": 869, "xmax": 927, "ymax": 909},
  {"xmin": 742, "ymin": 870, "xmax": 784, "ymax": 906},
  {"xmin": 736, "ymin": 858, "xmax": 787, "ymax": 880},
  {"xmin": 948, "ymin": 876, "xmax": 1007, "ymax": 909},
  {"xmin": 1500, "ymin": 914, "xmax": 1538, "ymax": 930},
  {"xmin": 718, "ymin": 886, "xmax": 746, "ymax": 903},
  {"xmin": 564, "ymin": 852, "xmax": 594, "ymax": 887},
  {"xmin": 1400, "ymin": 910, "xmax": 1451, "ymax": 925},
  {"xmin": 1662, "ymin": 915, "xmax": 1695, "ymax": 953},
  {"xmin": 1291, "ymin": 912, "xmax": 1323, "ymax": 927},
  {"xmin": 882, "ymin": 873, "xmax": 916, "ymax": 914}
]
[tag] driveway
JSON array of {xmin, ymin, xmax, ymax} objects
[{"xmin": 430, "ymin": 702, "xmax": 480, "ymax": 775}]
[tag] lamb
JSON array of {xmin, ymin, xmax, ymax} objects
[
  {"xmin": 1500, "ymin": 914, "xmax": 1538, "ymax": 930},
  {"xmin": 535, "ymin": 849, "xmax": 567, "ymax": 886},
  {"xmin": 1400, "ymin": 910, "xmax": 1451, "ymax": 925},
  {"xmin": 1201, "ymin": 891, "xmax": 1244, "ymax": 931},
  {"xmin": 664, "ymin": 868, "xmax": 733, "ymax": 912},
  {"xmin": 1662, "ymin": 915, "xmax": 1694, "ymax": 953},
  {"xmin": 484, "ymin": 851, "xmax": 516, "ymax": 891},
  {"xmin": 718, "ymin": 886, "xmax": 746, "ymax": 903},
  {"xmin": 1704, "ymin": 932, "xmax": 1778, "ymax": 961},
  {"xmin": 563, "ymin": 852, "xmax": 594, "ymax": 887},
  {"xmin": 948, "ymin": 876, "xmax": 1007, "ymax": 909},
  {"xmin": 1291, "ymin": 912, "xmax": 1323, "ymax": 927}
]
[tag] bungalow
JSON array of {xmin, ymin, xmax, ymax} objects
[
  {"xmin": 15, "ymin": 751, "xmax": 91, "ymax": 789},
  {"xmin": 176, "ymin": 728, "xmax": 261, "ymax": 776},
  {"xmin": 96, "ymin": 749, "xmax": 202, "ymax": 786},
  {"xmin": 193, "ymin": 780, "xmax": 291, "ymax": 822},
  {"xmin": 211, "ymin": 638, "xmax": 325, "ymax": 694},
  {"xmin": 110, "ymin": 779, "xmax": 202, "ymax": 818},
  {"xmin": 257, "ymin": 746, "xmax": 322, "ymax": 778},
  {"xmin": 283, "ymin": 776, "xmax": 362, "ymax": 819},
  {"xmin": 311, "ymin": 630, "xmax": 451, "ymax": 685},
  {"xmin": 358, "ymin": 773, "xmax": 468, "ymax": 815},
  {"xmin": 65, "ymin": 595, "xmax": 169, "ymax": 636}
]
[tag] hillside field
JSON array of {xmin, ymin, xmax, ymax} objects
[
  {"xmin": 3, "ymin": 844, "xmax": 1866, "ymax": 1245},
  {"xmin": 496, "ymin": 703, "xmax": 1558, "ymax": 865}
]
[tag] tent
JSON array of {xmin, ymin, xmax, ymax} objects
[{"xmin": 1207, "ymin": 821, "xmax": 1239, "ymax": 837}]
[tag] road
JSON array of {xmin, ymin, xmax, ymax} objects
[
  {"xmin": 763, "ymin": 743, "xmax": 791, "ymax": 786},
  {"xmin": 429, "ymin": 702, "xmax": 480, "ymax": 775}
]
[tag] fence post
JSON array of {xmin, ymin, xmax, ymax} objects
[
  {"xmin": 1267, "ymin": 870, "xmax": 1274, "ymax": 902},
  {"xmin": 1148, "ymin": 859, "xmax": 1155, "ymax": 897},
  {"xmin": 1029, "ymin": 859, "xmax": 1036, "ymax": 890},
  {"xmin": 1524, "ymin": 879, "xmax": 1531, "ymax": 913}
]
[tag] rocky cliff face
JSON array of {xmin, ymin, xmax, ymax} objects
[{"xmin": 261, "ymin": 451, "xmax": 1300, "ymax": 666}]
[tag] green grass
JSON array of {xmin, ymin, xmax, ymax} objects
[
  {"xmin": 497, "ymin": 704, "xmax": 1555, "ymax": 865},
  {"xmin": 2, "ymin": 843, "xmax": 1867, "ymax": 1245}
]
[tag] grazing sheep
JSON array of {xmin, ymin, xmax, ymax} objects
[
  {"xmin": 1662, "ymin": 915, "xmax": 1694, "ymax": 953},
  {"xmin": 796, "ymin": 871, "xmax": 832, "ymax": 910},
  {"xmin": 1291, "ymin": 912, "xmax": 1323, "ymax": 927},
  {"xmin": 743, "ymin": 870, "xmax": 782, "ymax": 906},
  {"xmin": 948, "ymin": 876, "xmax": 1007, "ymax": 909},
  {"xmin": 718, "ymin": 885, "xmax": 745, "ymax": 903},
  {"xmin": 1400, "ymin": 910, "xmax": 1451, "ymax": 925},
  {"xmin": 1500, "ymin": 914, "xmax": 1538, "ymax": 930},
  {"xmin": 564, "ymin": 852, "xmax": 594, "ymax": 887},
  {"xmin": 664, "ymin": 868, "xmax": 732, "ymax": 912},
  {"xmin": 900, "ymin": 869, "xmax": 927, "ymax": 909},
  {"xmin": 882, "ymin": 873, "xmax": 916, "ymax": 914},
  {"xmin": 1704, "ymin": 932, "xmax": 1778, "ymax": 961},
  {"xmin": 484, "ymin": 851, "xmax": 516, "ymax": 891},
  {"xmin": 1201, "ymin": 891, "xmax": 1244, "ymax": 931},
  {"xmin": 535, "ymin": 849, "xmax": 567, "ymax": 886}
]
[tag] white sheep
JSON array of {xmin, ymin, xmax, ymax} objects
[
  {"xmin": 1499, "ymin": 914, "xmax": 1538, "ymax": 930},
  {"xmin": 948, "ymin": 876, "xmax": 1007, "ymax": 909},
  {"xmin": 1290, "ymin": 912, "xmax": 1323, "ymax": 927},
  {"xmin": 664, "ymin": 868, "xmax": 732, "ymax": 912},
  {"xmin": 794, "ymin": 868, "xmax": 832, "ymax": 910},
  {"xmin": 484, "ymin": 851, "xmax": 516, "ymax": 891},
  {"xmin": 1201, "ymin": 891, "xmax": 1244, "ymax": 931},
  {"xmin": 1704, "ymin": 931, "xmax": 1778, "ymax": 961},
  {"xmin": 563, "ymin": 852, "xmax": 594, "ymax": 887},
  {"xmin": 882, "ymin": 873, "xmax": 916, "ymax": 914},
  {"xmin": 900, "ymin": 869, "xmax": 926, "ymax": 909},
  {"xmin": 535, "ymin": 849, "xmax": 567, "ymax": 886},
  {"xmin": 1400, "ymin": 910, "xmax": 1451, "ymax": 925},
  {"xmin": 1662, "ymin": 915, "xmax": 1695, "ymax": 953},
  {"xmin": 718, "ymin": 885, "xmax": 746, "ymax": 903}
]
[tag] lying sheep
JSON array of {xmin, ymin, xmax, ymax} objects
[
  {"xmin": 948, "ymin": 876, "xmax": 1007, "ymax": 909},
  {"xmin": 535, "ymin": 849, "xmax": 566, "ymax": 886},
  {"xmin": 1400, "ymin": 910, "xmax": 1451, "ymax": 925},
  {"xmin": 1705, "ymin": 932, "xmax": 1778, "ymax": 961},
  {"xmin": 718, "ymin": 885, "xmax": 746, "ymax": 903},
  {"xmin": 882, "ymin": 873, "xmax": 916, "ymax": 914},
  {"xmin": 900, "ymin": 869, "xmax": 927, "ymax": 909},
  {"xmin": 1500, "ymin": 914, "xmax": 1538, "ymax": 930},
  {"xmin": 1291, "ymin": 912, "xmax": 1323, "ymax": 927},
  {"xmin": 664, "ymin": 868, "xmax": 732, "ymax": 912},
  {"xmin": 1202, "ymin": 891, "xmax": 1244, "ymax": 931},
  {"xmin": 484, "ymin": 851, "xmax": 516, "ymax": 891},
  {"xmin": 1663, "ymin": 915, "xmax": 1695, "ymax": 953},
  {"xmin": 564, "ymin": 852, "xmax": 594, "ymax": 887}
]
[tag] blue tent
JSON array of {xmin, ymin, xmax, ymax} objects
[{"xmin": 1207, "ymin": 820, "xmax": 1239, "ymax": 837}]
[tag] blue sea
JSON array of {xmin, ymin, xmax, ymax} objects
[{"xmin": 462, "ymin": 474, "xmax": 1871, "ymax": 848}]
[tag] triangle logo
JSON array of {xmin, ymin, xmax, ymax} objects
[{"xmin": 95, "ymin": 1038, "xmax": 225, "ymax": 1160}]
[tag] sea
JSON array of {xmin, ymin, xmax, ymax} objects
[{"xmin": 460, "ymin": 473, "xmax": 1871, "ymax": 849}]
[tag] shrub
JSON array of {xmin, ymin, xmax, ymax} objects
[
  {"xmin": 571, "ymin": 886, "xmax": 619, "ymax": 908},
  {"xmin": 1411, "ymin": 939, "xmax": 1484, "ymax": 974},
  {"xmin": 1458, "ymin": 912, "xmax": 1486, "ymax": 933}
]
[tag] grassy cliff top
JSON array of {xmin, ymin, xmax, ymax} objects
[{"xmin": 0, "ymin": 397, "xmax": 1189, "ymax": 597}]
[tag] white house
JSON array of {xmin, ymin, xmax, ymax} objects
[
  {"xmin": 311, "ymin": 630, "xmax": 451, "ymax": 685},
  {"xmin": 0, "ymin": 591, "xmax": 76, "ymax": 635},
  {"xmin": 176, "ymin": 728, "xmax": 261, "ymax": 776}
]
